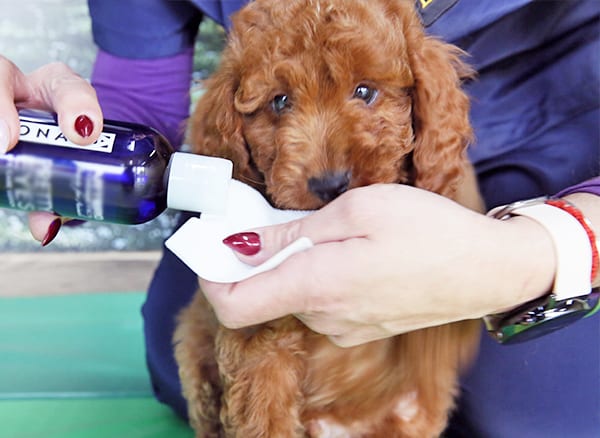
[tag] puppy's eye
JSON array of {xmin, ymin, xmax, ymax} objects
[
  {"xmin": 353, "ymin": 84, "xmax": 378, "ymax": 105},
  {"xmin": 271, "ymin": 94, "xmax": 290, "ymax": 114}
]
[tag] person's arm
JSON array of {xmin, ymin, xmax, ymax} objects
[{"xmin": 198, "ymin": 180, "xmax": 598, "ymax": 347}]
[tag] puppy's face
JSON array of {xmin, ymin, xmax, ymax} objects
[
  {"xmin": 234, "ymin": 2, "xmax": 416, "ymax": 210},
  {"xmin": 190, "ymin": 0, "xmax": 472, "ymax": 210}
]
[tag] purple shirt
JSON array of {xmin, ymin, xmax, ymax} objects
[
  {"xmin": 556, "ymin": 176, "xmax": 600, "ymax": 198},
  {"xmin": 91, "ymin": 48, "xmax": 193, "ymax": 148}
]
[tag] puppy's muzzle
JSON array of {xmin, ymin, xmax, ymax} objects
[{"xmin": 308, "ymin": 171, "xmax": 351, "ymax": 203}]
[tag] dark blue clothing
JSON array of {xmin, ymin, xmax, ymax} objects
[
  {"xmin": 442, "ymin": 1, "xmax": 599, "ymax": 208},
  {"xmin": 88, "ymin": 0, "xmax": 202, "ymax": 58},
  {"xmin": 88, "ymin": 0, "xmax": 240, "ymax": 58},
  {"xmin": 88, "ymin": 1, "xmax": 600, "ymax": 436}
]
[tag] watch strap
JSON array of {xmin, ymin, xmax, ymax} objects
[{"xmin": 488, "ymin": 200, "xmax": 592, "ymax": 301}]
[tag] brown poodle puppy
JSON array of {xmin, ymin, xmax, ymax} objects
[{"xmin": 175, "ymin": 1, "xmax": 483, "ymax": 436}]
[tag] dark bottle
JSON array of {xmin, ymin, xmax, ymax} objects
[{"xmin": 0, "ymin": 110, "xmax": 232, "ymax": 224}]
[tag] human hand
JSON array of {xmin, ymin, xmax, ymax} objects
[
  {"xmin": 199, "ymin": 184, "xmax": 556, "ymax": 346},
  {"xmin": 0, "ymin": 56, "xmax": 103, "ymax": 244}
]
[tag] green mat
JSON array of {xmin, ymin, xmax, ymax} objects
[
  {"xmin": 0, "ymin": 293, "xmax": 193, "ymax": 438},
  {"xmin": 1, "ymin": 399, "xmax": 192, "ymax": 438}
]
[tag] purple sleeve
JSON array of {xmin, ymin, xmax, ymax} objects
[
  {"xmin": 90, "ymin": 48, "xmax": 194, "ymax": 148},
  {"xmin": 555, "ymin": 177, "xmax": 600, "ymax": 198}
]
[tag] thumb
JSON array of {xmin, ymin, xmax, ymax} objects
[
  {"xmin": 27, "ymin": 62, "xmax": 104, "ymax": 146},
  {"xmin": 221, "ymin": 187, "xmax": 374, "ymax": 266}
]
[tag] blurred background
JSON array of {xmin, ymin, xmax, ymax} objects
[
  {"xmin": 0, "ymin": 4, "xmax": 228, "ymax": 435},
  {"xmin": 0, "ymin": 0, "xmax": 225, "ymax": 253}
]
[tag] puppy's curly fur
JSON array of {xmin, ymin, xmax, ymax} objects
[{"xmin": 175, "ymin": 1, "xmax": 483, "ymax": 436}]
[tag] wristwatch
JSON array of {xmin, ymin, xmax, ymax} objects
[{"xmin": 483, "ymin": 197, "xmax": 599, "ymax": 344}]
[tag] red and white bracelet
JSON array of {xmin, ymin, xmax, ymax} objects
[
  {"xmin": 545, "ymin": 198, "xmax": 598, "ymax": 282},
  {"xmin": 488, "ymin": 196, "xmax": 597, "ymax": 301},
  {"xmin": 484, "ymin": 196, "xmax": 599, "ymax": 343}
]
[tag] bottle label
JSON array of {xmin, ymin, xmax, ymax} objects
[
  {"xmin": 5, "ymin": 155, "xmax": 53, "ymax": 212},
  {"xmin": 4, "ymin": 156, "xmax": 105, "ymax": 220},
  {"xmin": 19, "ymin": 120, "xmax": 116, "ymax": 153},
  {"xmin": 73, "ymin": 165, "xmax": 105, "ymax": 220}
]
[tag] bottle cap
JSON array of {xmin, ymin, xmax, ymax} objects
[{"xmin": 166, "ymin": 152, "xmax": 233, "ymax": 215}]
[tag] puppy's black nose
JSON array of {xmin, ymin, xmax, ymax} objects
[{"xmin": 308, "ymin": 171, "xmax": 351, "ymax": 203}]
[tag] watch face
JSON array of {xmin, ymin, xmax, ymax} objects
[
  {"xmin": 484, "ymin": 289, "xmax": 599, "ymax": 345},
  {"xmin": 497, "ymin": 307, "xmax": 588, "ymax": 344}
]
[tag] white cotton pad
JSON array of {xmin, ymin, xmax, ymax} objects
[{"xmin": 166, "ymin": 179, "xmax": 314, "ymax": 283}]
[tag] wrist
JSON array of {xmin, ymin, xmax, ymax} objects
[
  {"xmin": 438, "ymin": 209, "xmax": 555, "ymax": 319},
  {"xmin": 486, "ymin": 214, "xmax": 556, "ymax": 314},
  {"xmin": 483, "ymin": 196, "xmax": 599, "ymax": 343}
]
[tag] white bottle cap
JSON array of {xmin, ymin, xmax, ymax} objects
[{"xmin": 166, "ymin": 152, "xmax": 233, "ymax": 215}]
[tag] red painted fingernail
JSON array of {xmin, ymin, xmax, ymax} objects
[
  {"xmin": 223, "ymin": 232, "xmax": 261, "ymax": 256},
  {"xmin": 74, "ymin": 115, "xmax": 93, "ymax": 138},
  {"xmin": 41, "ymin": 218, "xmax": 62, "ymax": 247}
]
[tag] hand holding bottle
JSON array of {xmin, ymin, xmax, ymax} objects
[
  {"xmin": 0, "ymin": 55, "xmax": 103, "ymax": 244},
  {"xmin": 0, "ymin": 56, "xmax": 103, "ymax": 152}
]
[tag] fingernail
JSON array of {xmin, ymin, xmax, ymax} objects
[
  {"xmin": 41, "ymin": 218, "xmax": 62, "ymax": 247},
  {"xmin": 223, "ymin": 232, "xmax": 261, "ymax": 256},
  {"xmin": 0, "ymin": 119, "xmax": 9, "ymax": 154},
  {"xmin": 74, "ymin": 115, "xmax": 93, "ymax": 138}
]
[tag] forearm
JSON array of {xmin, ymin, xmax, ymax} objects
[{"xmin": 484, "ymin": 215, "xmax": 556, "ymax": 313}]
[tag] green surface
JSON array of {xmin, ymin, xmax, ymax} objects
[
  {"xmin": 0, "ymin": 293, "xmax": 193, "ymax": 438},
  {"xmin": 0, "ymin": 293, "xmax": 151, "ymax": 398},
  {"xmin": 1, "ymin": 398, "xmax": 192, "ymax": 438}
]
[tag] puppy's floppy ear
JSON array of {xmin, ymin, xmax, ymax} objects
[
  {"xmin": 187, "ymin": 41, "xmax": 260, "ymax": 183},
  {"xmin": 406, "ymin": 25, "xmax": 474, "ymax": 197}
]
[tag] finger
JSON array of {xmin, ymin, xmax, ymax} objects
[
  {"xmin": 28, "ymin": 211, "xmax": 65, "ymax": 245},
  {"xmin": 26, "ymin": 62, "xmax": 103, "ymax": 145},
  {"xmin": 328, "ymin": 333, "xmax": 378, "ymax": 348},
  {"xmin": 296, "ymin": 308, "xmax": 407, "ymax": 346},
  {"xmin": 200, "ymin": 249, "xmax": 326, "ymax": 328},
  {"xmin": 326, "ymin": 326, "xmax": 406, "ymax": 348},
  {"xmin": 199, "ymin": 252, "xmax": 315, "ymax": 328},
  {"xmin": 225, "ymin": 185, "xmax": 380, "ymax": 265},
  {"xmin": 200, "ymin": 238, "xmax": 366, "ymax": 328},
  {"xmin": 0, "ymin": 56, "xmax": 27, "ymax": 150}
]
